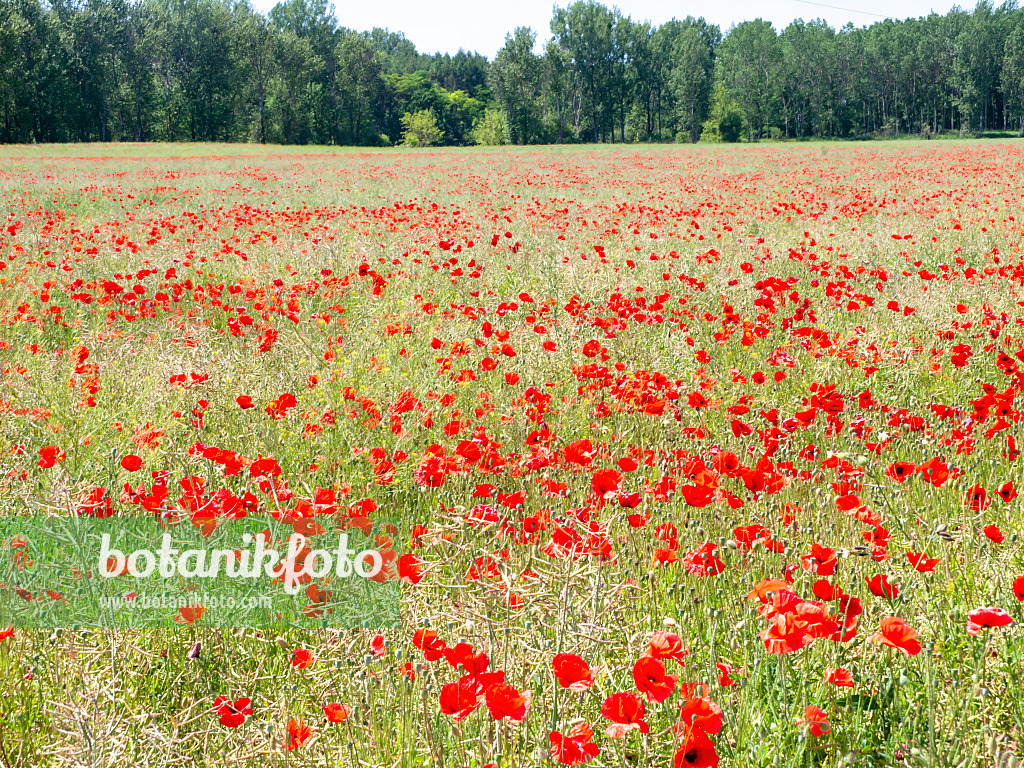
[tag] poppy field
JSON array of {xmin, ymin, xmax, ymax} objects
[{"xmin": 2, "ymin": 141, "xmax": 1024, "ymax": 767}]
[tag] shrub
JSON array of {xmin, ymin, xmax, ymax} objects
[
  {"xmin": 401, "ymin": 110, "xmax": 443, "ymax": 147},
  {"xmin": 719, "ymin": 106, "xmax": 744, "ymax": 143},
  {"xmin": 471, "ymin": 109, "xmax": 505, "ymax": 146}
]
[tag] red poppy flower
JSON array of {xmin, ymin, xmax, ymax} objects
[
  {"xmin": 907, "ymin": 552, "xmax": 939, "ymax": 572},
  {"xmin": 324, "ymin": 703, "xmax": 352, "ymax": 723},
  {"xmin": 174, "ymin": 604, "xmax": 206, "ymax": 625},
  {"xmin": 673, "ymin": 726, "xmax": 719, "ymax": 768},
  {"xmin": 800, "ymin": 543, "xmax": 837, "ymax": 576},
  {"xmin": 617, "ymin": 457, "xmax": 638, "ymax": 472},
  {"xmin": 235, "ymin": 395, "xmax": 254, "ymax": 409},
  {"xmin": 682, "ymin": 542, "xmax": 725, "ymax": 577},
  {"xmin": 966, "ymin": 606, "xmax": 1014, "ymax": 635},
  {"xmin": 795, "ymin": 705, "xmax": 830, "ymax": 737},
  {"xmin": 285, "ymin": 718, "xmax": 313, "ymax": 750},
  {"xmin": 398, "ymin": 552, "xmax": 425, "ymax": 584},
  {"xmin": 632, "ymin": 655, "xmax": 677, "ymax": 703},
  {"xmin": 812, "ymin": 580, "xmax": 844, "ymax": 601},
  {"xmin": 653, "ymin": 547, "xmax": 679, "ymax": 566},
  {"xmin": 680, "ymin": 484, "xmax": 716, "ymax": 508},
  {"xmin": 443, "ymin": 642, "xmax": 474, "ymax": 669},
  {"xmin": 439, "ymin": 679, "xmax": 480, "ymax": 721},
  {"xmin": 965, "ymin": 484, "xmax": 989, "ymax": 511},
  {"xmin": 868, "ymin": 617, "xmax": 922, "ymax": 656},
  {"xmin": 413, "ymin": 631, "xmax": 445, "ymax": 664},
  {"xmin": 591, "ymin": 468, "xmax": 623, "ymax": 497},
  {"xmin": 370, "ymin": 634, "xmax": 386, "ymax": 657},
  {"xmin": 1005, "ymin": 435, "xmax": 1020, "ymax": 461},
  {"xmin": 731, "ymin": 418, "xmax": 753, "ymax": 437},
  {"xmin": 563, "ymin": 439, "xmax": 594, "ymax": 466},
  {"xmin": 550, "ymin": 723, "xmax": 600, "ymax": 765},
  {"xmin": 485, "ymin": 683, "xmax": 530, "ymax": 721},
  {"xmin": 866, "ymin": 574, "xmax": 899, "ymax": 600},
  {"xmin": 733, "ymin": 524, "xmax": 770, "ymax": 550},
  {"xmin": 997, "ymin": 481, "xmax": 1018, "ymax": 503},
  {"xmin": 212, "ymin": 697, "xmax": 252, "ymax": 728},
  {"xmin": 0, "ymin": 626, "xmax": 13, "ymax": 643},
  {"xmin": 602, "ymin": 692, "xmax": 648, "ymax": 738},
  {"xmin": 619, "ymin": 491, "xmax": 642, "ymax": 509},
  {"xmin": 38, "ymin": 445, "xmax": 65, "ymax": 468},
  {"xmin": 687, "ymin": 391, "xmax": 709, "ymax": 408},
  {"xmin": 824, "ymin": 668, "xmax": 854, "ymax": 687},
  {"xmin": 983, "ymin": 524, "xmax": 1005, "ymax": 543},
  {"xmin": 716, "ymin": 662, "xmax": 742, "ymax": 687},
  {"xmin": 678, "ymin": 695, "xmax": 723, "ymax": 735},
  {"xmin": 918, "ymin": 457, "xmax": 950, "ymax": 487},
  {"xmin": 290, "ymin": 648, "xmax": 315, "ymax": 669},
  {"xmin": 835, "ymin": 493, "xmax": 862, "ymax": 511},
  {"xmin": 552, "ymin": 653, "xmax": 596, "ymax": 691},
  {"xmin": 760, "ymin": 613, "xmax": 812, "ymax": 655},
  {"xmin": 414, "ymin": 454, "xmax": 447, "ymax": 488},
  {"xmin": 648, "ymin": 631, "xmax": 689, "ymax": 663},
  {"xmin": 885, "ymin": 461, "xmax": 916, "ymax": 482},
  {"xmin": 1014, "ymin": 576, "xmax": 1024, "ymax": 601},
  {"xmin": 120, "ymin": 454, "xmax": 143, "ymax": 472},
  {"xmin": 748, "ymin": 578, "xmax": 790, "ymax": 602}
]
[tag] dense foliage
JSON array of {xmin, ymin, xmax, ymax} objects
[{"xmin": 2, "ymin": 0, "xmax": 1024, "ymax": 145}]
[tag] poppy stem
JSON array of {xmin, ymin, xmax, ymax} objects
[
  {"xmin": 452, "ymin": 721, "xmax": 467, "ymax": 767},
  {"xmin": 925, "ymin": 642, "xmax": 937, "ymax": 768}
]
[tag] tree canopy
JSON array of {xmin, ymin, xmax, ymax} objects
[{"xmin": 2, "ymin": 0, "xmax": 1023, "ymax": 145}]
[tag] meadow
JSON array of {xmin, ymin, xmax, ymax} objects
[{"xmin": 1, "ymin": 140, "xmax": 1024, "ymax": 767}]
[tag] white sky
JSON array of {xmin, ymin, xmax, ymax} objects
[{"xmin": 250, "ymin": 0, "xmax": 968, "ymax": 58}]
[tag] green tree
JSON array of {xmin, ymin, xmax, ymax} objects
[
  {"xmin": 427, "ymin": 50, "xmax": 490, "ymax": 99},
  {"xmin": 491, "ymin": 27, "xmax": 541, "ymax": 144},
  {"xmin": 780, "ymin": 19, "xmax": 844, "ymax": 138},
  {"xmin": 438, "ymin": 89, "xmax": 484, "ymax": 145},
  {"xmin": 385, "ymin": 71, "xmax": 446, "ymax": 142},
  {"xmin": 951, "ymin": 1, "xmax": 1014, "ymax": 133},
  {"xmin": 700, "ymin": 83, "xmax": 743, "ymax": 142},
  {"xmin": 671, "ymin": 18, "xmax": 718, "ymax": 143},
  {"xmin": 238, "ymin": 3, "xmax": 274, "ymax": 142},
  {"xmin": 400, "ymin": 108, "xmax": 442, "ymax": 146},
  {"xmin": 271, "ymin": 29, "xmax": 320, "ymax": 143},
  {"xmin": 147, "ymin": 0, "xmax": 244, "ymax": 142},
  {"xmin": 541, "ymin": 38, "xmax": 580, "ymax": 142},
  {"xmin": 270, "ymin": 0, "xmax": 339, "ymax": 143},
  {"xmin": 551, "ymin": 0, "xmax": 615, "ymax": 142},
  {"xmin": 1004, "ymin": 20, "xmax": 1024, "ymax": 133},
  {"xmin": 471, "ymin": 108, "xmax": 505, "ymax": 144},
  {"xmin": 367, "ymin": 28, "xmax": 421, "ymax": 74},
  {"xmin": 717, "ymin": 19, "xmax": 782, "ymax": 140},
  {"xmin": 334, "ymin": 28, "xmax": 386, "ymax": 144}
]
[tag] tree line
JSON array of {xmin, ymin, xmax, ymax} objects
[{"xmin": 2, "ymin": 0, "xmax": 1024, "ymax": 146}]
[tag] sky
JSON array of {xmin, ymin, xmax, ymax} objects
[{"xmin": 250, "ymin": 0, "xmax": 967, "ymax": 59}]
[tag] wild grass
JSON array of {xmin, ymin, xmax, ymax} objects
[{"xmin": 1, "ymin": 141, "xmax": 1023, "ymax": 767}]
